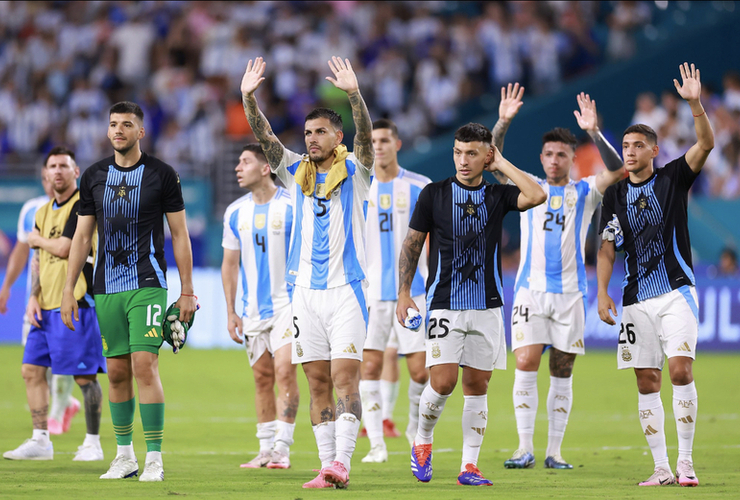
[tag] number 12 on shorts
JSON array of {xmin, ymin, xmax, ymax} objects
[
  {"xmin": 146, "ymin": 304, "xmax": 162, "ymax": 326},
  {"xmin": 618, "ymin": 322, "xmax": 635, "ymax": 344}
]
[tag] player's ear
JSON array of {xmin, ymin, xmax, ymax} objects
[
  {"xmin": 138, "ymin": 126, "xmax": 146, "ymax": 140},
  {"xmin": 485, "ymin": 146, "xmax": 494, "ymax": 164},
  {"xmin": 396, "ymin": 139, "xmax": 402, "ymax": 152},
  {"xmin": 335, "ymin": 129, "xmax": 344, "ymax": 146},
  {"xmin": 651, "ymin": 143, "xmax": 659, "ymax": 159}
]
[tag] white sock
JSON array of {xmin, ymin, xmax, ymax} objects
[
  {"xmin": 312, "ymin": 422, "xmax": 336, "ymax": 469},
  {"xmin": 83, "ymin": 433, "xmax": 100, "ymax": 446},
  {"xmin": 513, "ymin": 369, "xmax": 538, "ymax": 453},
  {"xmin": 672, "ymin": 382, "xmax": 698, "ymax": 463},
  {"xmin": 49, "ymin": 375, "xmax": 75, "ymax": 422},
  {"xmin": 117, "ymin": 443, "xmax": 135, "ymax": 460},
  {"xmin": 381, "ymin": 380, "xmax": 400, "ymax": 420},
  {"xmin": 406, "ymin": 379, "xmax": 426, "ymax": 437},
  {"xmin": 256, "ymin": 420, "xmax": 277, "ymax": 452},
  {"xmin": 360, "ymin": 380, "xmax": 384, "ymax": 447},
  {"xmin": 274, "ymin": 420, "xmax": 296, "ymax": 455},
  {"xmin": 32, "ymin": 429, "xmax": 50, "ymax": 444},
  {"xmin": 335, "ymin": 413, "xmax": 360, "ymax": 472},
  {"xmin": 415, "ymin": 385, "xmax": 449, "ymax": 445},
  {"xmin": 638, "ymin": 392, "xmax": 669, "ymax": 471},
  {"xmin": 461, "ymin": 395, "xmax": 488, "ymax": 470},
  {"xmin": 546, "ymin": 375, "xmax": 573, "ymax": 458},
  {"xmin": 145, "ymin": 450, "xmax": 162, "ymax": 465}
]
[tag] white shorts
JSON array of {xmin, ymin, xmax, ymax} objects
[
  {"xmin": 387, "ymin": 328, "xmax": 399, "ymax": 351},
  {"xmin": 425, "ymin": 309, "xmax": 506, "ymax": 372},
  {"xmin": 511, "ymin": 288, "xmax": 585, "ymax": 355},
  {"xmin": 617, "ymin": 287, "xmax": 699, "ymax": 370},
  {"xmin": 365, "ymin": 296, "xmax": 425, "ymax": 355},
  {"xmin": 291, "ymin": 282, "xmax": 368, "ymax": 364},
  {"xmin": 242, "ymin": 305, "xmax": 293, "ymax": 367}
]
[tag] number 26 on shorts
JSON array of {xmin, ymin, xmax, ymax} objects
[{"xmin": 618, "ymin": 322, "xmax": 636, "ymax": 344}]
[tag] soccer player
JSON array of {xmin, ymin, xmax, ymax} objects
[
  {"xmin": 3, "ymin": 147, "xmax": 106, "ymax": 462},
  {"xmin": 397, "ymin": 123, "xmax": 546, "ymax": 485},
  {"xmin": 597, "ymin": 63, "xmax": 712, "ymax": 487},
  {"xmin": 0, "ymin": 175, "xmax": 82, "ymax": 435},
  {"xmin": 490, "ymin": 84, "xmax": 625, "ymax": 470},
  {"xmin": 221, "ymin": 144, "xmax": 299, "ymax": 469},
  {"xmin": 241, "ymin": 56, "xmax": 373, "ymax": 489},
  {"xmin": 61, "ymin": 101, "xmax": 197, "ymax": 482},
  {"xmin": 360, "ymin": 119, "xmax": 431, "ymax": 462}
]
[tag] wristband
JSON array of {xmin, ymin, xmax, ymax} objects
[
  {"xmin": 181, "ymin": 293, "xmax": 198, "ymax": 300},
  {"xmin": 692, "ymin": 110, "xmax": 705, "ymax": 118}
]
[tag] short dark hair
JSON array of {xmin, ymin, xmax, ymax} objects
[
  {"xmin": 542, "ymin": 127, "xmax": 577, "ymax": 151},
  {"xmin": 372, "ymin": 118, "xmax": 399, "ymax": 138},
  {"xmin": 454, "ymin": 123, "xmax": 492, "ymax": 144},
  {"xmin": 242, "ymin": 143, "xmax": 276, "ymax": 180},
  {"xmin": 109, "ymin": 101, "xmax": 144, "ymax": 122},
  {"xmin": 305, "ymin": 107, "xmax": 342, "ymax": 131},
  {"xmin": 44, "ymin": 146, "xmax": 76, "ymax": 167},
  {"xmin": 623, "ymin": 124, "xmax": 658, "ymax": 145}
]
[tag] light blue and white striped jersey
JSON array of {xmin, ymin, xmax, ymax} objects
[
  {"xmin": 366, "ymin": 168, "xmax": 431, "ymax": 301},
  {"xmin": 275, "ymin": 150, "xmax": 373, "ymax": 289},
  {"xmin": 222, "ymin": 187, "xmax": 293, "ymax": 320},
  {"xmin": 515, "ymin": 174, "xmax": 602, "ymax": 295},
  {"xmin": 16, "ymin": 194, "xmax": 50, "ymax": 301}
]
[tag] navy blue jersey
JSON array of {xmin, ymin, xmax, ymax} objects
[
  {"xmin": 409, "ymin": 176, "xmax": 521, "ymax": 311},
  {"xmin": 79, "ymin": 153, "xmax": 185, "ymax": 294},
  {"xmin": 599, "ymin": 155, "xmax": 697, "ymax": 306}
]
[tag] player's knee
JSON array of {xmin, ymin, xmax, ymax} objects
[
  {"xmin": 21, "ymin": 364, "xmax": 45, "ymax": 384},
  {"xmin": 409, "ymin": 367, "xmax": 429, "ymax": 385},
  {"xmin": 273, "ymin": 364, "xmax": 296, "ymax": 390},
  {"xmin": 669, "ymin": 366, "xmax": 694, "ymax": 386},
  {"xmin": 361, "ymin": 361, "xmax": 382, "ymax": 380},
  {"xmin": 515, "ymin": 352, "xmax": 541, "ymax": 371}
]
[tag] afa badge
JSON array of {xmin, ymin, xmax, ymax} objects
[
  {"xmin": 254, "ymin": 213, "xmax": 266, "ymax": 230},
  {"xmin": 565, "ymin": 192, "xmax": 577, "ymax": 208},
  {"xmin": 296, "ymin": 342, "xmax": 304, "ymax": 358},
  {"xmin": 380, "ymin": 194, "xmax": 392, "ymax": 210},
  {"xmin": 431, "ymin": 343, "xmax": 441, "ymax": 359},
  {"xmin": 621, "ymin": 346, "xmax": 632, "ymax": 362},
  {"xmin": 550, "ymin": 196, "xmax": 563, "ymax": 210}
]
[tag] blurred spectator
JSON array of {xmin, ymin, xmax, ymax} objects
[
  {"xmin": 718, "ymin": 247, "xmax": 739, "ymax": 276},
  {"xmin": 631, "ymin": 91, "xmax": 667, "ymax": 132},
  {"xmin": 606, "ymin": 1, "xmax": 651, "ymax": 61}
]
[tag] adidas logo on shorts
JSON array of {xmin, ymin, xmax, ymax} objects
[
  {"xmin": 145, "ymin": 328, "xmax": 158, "ymax": 338},
  {"xmin": 343, "ymin": 344, "xmax": 357, "ymax": 354}
]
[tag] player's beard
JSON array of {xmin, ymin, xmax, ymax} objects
[{"xmin": 112, "ymin": 140, "xmax": 135, "ymax": 156}]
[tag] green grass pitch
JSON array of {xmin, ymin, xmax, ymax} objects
[{"xmin": 1, "ymin": 345, "xmax": 738, "ymax": 499}]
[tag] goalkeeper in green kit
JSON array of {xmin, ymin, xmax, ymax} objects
[{"xmin": 61, "ymin": 101, "xmax": 197, "ymax": 482}]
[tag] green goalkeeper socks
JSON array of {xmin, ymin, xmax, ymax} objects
[
  {"xmin": 140, "ymin": 403, "xmax": 165, "ymax": 452},
  {"xmin": 110, "ymin": 398, "xmax": 135, "ymax": 446}
]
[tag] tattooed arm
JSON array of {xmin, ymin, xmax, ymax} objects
[
  {"xmin": 326, "ymin": 57, "xmax": 374, "ymax": 169},
  {"xmin": 240, "ymin": 57, "xmax": 286, "ymax": 169},
  {"xmin": 26, "ymin": 251, "xmax": 42, "ymax": 328},
  {"xmin": 490, "ymin": 83, "xmax": 525, "ymax": 185},
  {"xmin": 395, "ymin": 228, "xmax": 427, "ymax": 325}
]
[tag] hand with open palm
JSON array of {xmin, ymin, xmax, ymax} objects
[
  {"xmin": 674, "ymin": 62, "xmax": 701, "ymax": 103},
  {"xmin": 499, "ymin": 83, "xmax": 524, "ymax": 123},
  {"xmin": 241, "ymin": 57, "xmax": 266, "ymax": 97},
  {"xmin": 326, "ymin": 56, "xmax": 359, "ymax": 94},
  {"xmin": 573, "ymin": 92, "xmax": 599, "ymax": 133}
]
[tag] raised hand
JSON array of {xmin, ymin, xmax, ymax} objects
[
  {"xmin": 674, "ymin": 62, "xmax": 701, "ymax": 103},
  {"xmin": 499, "ymin": 83, "xmax": 524, "ymax": 122},
  {"xmin": 574, "ymin": 92, "xmax": 599, "ymax": 132},
  {"xmin": 326, "ymin": 56, "xmax": 359, "ymax": 94},
  {"xmin": 241, "ymin": 58, "xmax": 266, "ymax": 97}
]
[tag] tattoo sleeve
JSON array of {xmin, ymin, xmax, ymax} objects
[
  {"xmin": 590, "ymin": 130, "xmax": 623, "ymax": 171},
  {"xmin": 31, "ymin": 405, "xmax": 48, "ymax": 430},
  {"xmin": 549, "ymin": 349, "xmax": 577, "ymax": 378},
  {"xmin": 347, "ymin": 91, "xmax": 374, "ymax": 168},
  {"xmin": 241, "ymin": 94, "xmax": 285, "ymax": 168},
  {"xmin": 398, "ymin": 229, "xmax": 426, "ymax": 295},
  {"xmin": 336, "ymin": 393, "xmax": 362, "ymax": 420},
  {"xmin": 491, "ymin": 118, "xmax": 511, "ymax": 152},
  {"xmin": 30, "ymin": 251, "xmax": 40, "ymax": 298}
]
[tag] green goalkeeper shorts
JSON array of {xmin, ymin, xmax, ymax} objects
[{"xmin": 94, "ymin": 288, "xmax": 168, "ymax": 357}]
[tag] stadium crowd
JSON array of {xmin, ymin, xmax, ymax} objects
[{"xmin": 0, "ymin": 0, "xmax": 737, "ymax": 195}]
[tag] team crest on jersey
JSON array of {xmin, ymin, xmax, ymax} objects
[
  {"xmin": 296, "ymin": 342, "xmax": 304, "ymax": 357},
  {"xmin": 396, "ymin": 193, "xmax": 408, "ymax": 208},
  {"xmin": 316, "ymin": 183, "xmax": 326, "ymax": 199},
  {"xmin": 272, "ymin": 215, "xmax": 283, "ymax": 230},
  {"xmin": 431, "ymin": 342, "xmax": 441, "ymax": 359},
  {"xmin": 565, "ymin": 192, "xmax": 577, "ymax": 208},
  {"xmin": 621, "ymin": 346, "xmax": 632, "ymax": 362},
  {"xmin": 254, "ymin": 214, "xmax": 266, "ymax": 229},
  {"xmin": 380, "ymin": 194, "xmax": 392, "ymax": 210},
  {"xmin": 550, "ymin": 196, "xmax": 563, "ymax": 210}
]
